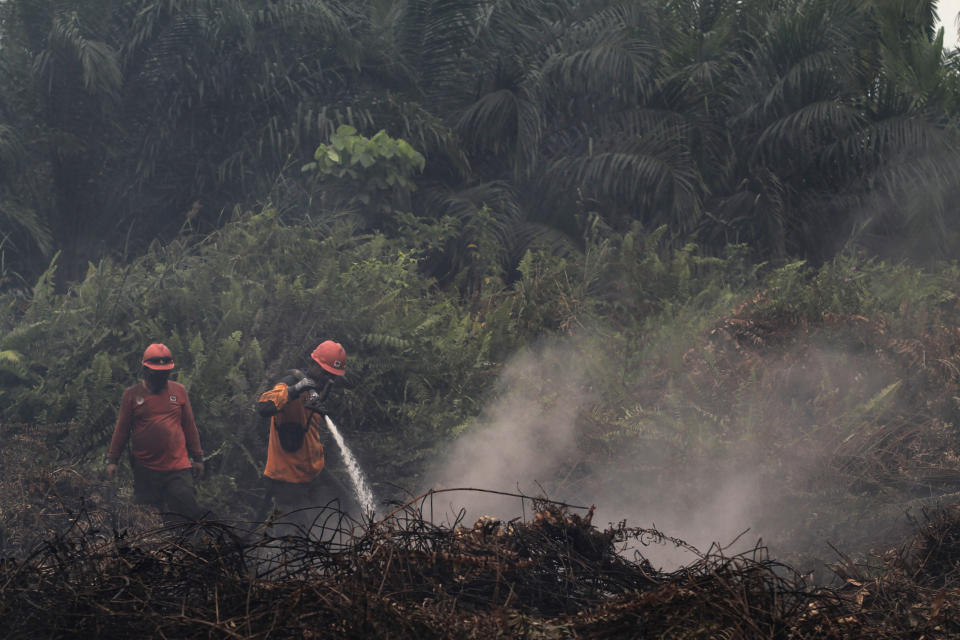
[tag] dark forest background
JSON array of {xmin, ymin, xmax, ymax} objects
[{"xmin": 4, "ymin": 0, "xmax": 960, "ymax": 283}]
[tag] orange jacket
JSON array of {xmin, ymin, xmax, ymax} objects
[{"xmin": 257, "ymin": 377, "xmax": 326, "ymax": 483}]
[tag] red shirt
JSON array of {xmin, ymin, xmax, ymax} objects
[{"xmin": 108, "ymin": 380, "xmax": 203, "ymax": 471}]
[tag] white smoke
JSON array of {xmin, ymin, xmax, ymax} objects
[
  {"xmin": 426, "ymin": 332, "xmax": 915, "ymax": 573},
  {"xmin": 427, "ymin": 341, "xmax": 590, "ymax": 524}
]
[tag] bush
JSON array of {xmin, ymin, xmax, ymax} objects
[{"xmin": 0, "ymin": 207, "xmax": 515, "ymax": 513}]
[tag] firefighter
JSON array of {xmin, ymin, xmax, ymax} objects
[
  {"xmin": 256, "ymin": 340, "xmax": 357, "ymax": 533},
  {"xmin": 106, "ymin": 343, "xmax": 205, "ymax": 522}
]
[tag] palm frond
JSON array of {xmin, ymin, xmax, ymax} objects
[
  {"xmin": 33, "ymin": 10, "xmax": 121, "ymax": 100},
  {"xmin": 545, "ymin": 137, "xmax": 703, "ymax": 232},
  {"xmin": 510, "ymin": 220, "xmax": 580, "ymax": 261},
  {"xmin": 395, "ymin": 0, "xmax": 479, "ymax": 103},
  {"xmin": 456, "ymin": 80, "xmax": 543, "ymax": 175},
  {"xmin": 0, "ymin": 196, "xmax": 53, "ymax": 255},
  {"xmin": 0, "ymin": 124, "xmax": 25, "ymax": 173},
  {"xmin": 542, "ymin": 4, "xmax": 660, "ymax": 102},
  {"xmin": 751, "ymin": 100, "xmax": 862, "ymax": 166},
  {"xmin": 826, "ymin": 115, "xmax": 952, "ymax": 177}
]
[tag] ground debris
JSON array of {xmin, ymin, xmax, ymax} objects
[{"xmin": 4, "ymin": 487, "xmax": 960, "ymax": 639}]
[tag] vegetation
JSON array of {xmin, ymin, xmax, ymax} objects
[
  {"xmin": 3, "ymin": 2, "xmax": 960, "ymax": 635},
  {"xmin": 3, "ymin": 0, "xmax": 960, "ymax": 285}
]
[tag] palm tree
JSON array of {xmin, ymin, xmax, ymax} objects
[
  {"xmin": 3, "ymin": 0, "xmax": 959, "ymax": 284},
  {"xmin": 853, "ymin": 0, "xmax": 960, "ymax": 258},
  {"xmin": 369, "ymin": 0, "xmax": 711, "ymax": 287},
  {"xmin": 701, "ymin": 0, "xmax": 960, "ymax": 262},
  {"xmin": 112, "ymin": 0, "xmax": 367, "ymax": 239},
  {"xmin": 0, "ymin": 0, "xmax": 123, "ymax": 281},
  {"xmin": 0, "ymin": 0, "xmax": 376, "ymax": 278}
]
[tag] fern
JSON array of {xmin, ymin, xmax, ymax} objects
[{"xmin": 361, "ymin": 334, "xmax": 413, "ymax": 350}]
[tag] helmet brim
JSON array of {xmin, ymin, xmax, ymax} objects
[
  {"xmin": 319, "ymin": 362, "xmax": 345, "ymax": 376},
  {"xmin": 143, "ymin": 360, "xmax": 175, "ymax": 371}
]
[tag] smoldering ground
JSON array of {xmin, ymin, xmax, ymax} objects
[
  {"xmin": 426, "ymin": 328, "xmax": 933, "ymax": 576},
  {"xmin": 426, "ymin": 341, "xmax": 591, "ymax": 524}
]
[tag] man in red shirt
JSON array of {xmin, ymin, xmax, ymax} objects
[{"xmin": 106, "ymin": 343, "xmax": 205, "ymax": 521}]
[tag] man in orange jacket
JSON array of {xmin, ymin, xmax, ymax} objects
[
  {"xmin": 106, "ymin": 343, "xmax": 205, "ymax": 521},
  {"xmin": 257, "ymin": 340, "xmax": 357, "ymax": 532}
]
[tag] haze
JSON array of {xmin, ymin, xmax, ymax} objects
[{"xmin": 941, "ymin": 0, "xmax": 960, "ymax": 48}]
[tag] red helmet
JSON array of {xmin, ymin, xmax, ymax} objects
[
  {"xmin": 142, "ymin": 343, "xmax": 175, "ymax": 370},
  {"xmin": 311, "ymin": 340, "xmax": 346, "ymax": 376}
]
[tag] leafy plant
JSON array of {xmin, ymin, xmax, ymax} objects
[{"xmin": 302, "ymin": 125, "xmax": 426, "ymax": 228}]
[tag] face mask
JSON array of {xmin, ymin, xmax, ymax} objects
[{"xmin": 146, "ymin": 369, "xmax": 170, "ymax": 389}]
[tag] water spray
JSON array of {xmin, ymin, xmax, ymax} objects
[
  {"xmin": 323, "ymin": 414, "xmax": 377, "ymax": 518},
  {"xmin": 303, "ymin": 381, "xmax": 377, "ymax": 518}
]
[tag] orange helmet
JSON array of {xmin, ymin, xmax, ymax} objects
[
  {"xmin": 142, "ymin": 343, "xmax": 175, "ymax": 370},
  {"xmin": 311, "ymin": 340, "xmax": 346, "ymax": 376}
]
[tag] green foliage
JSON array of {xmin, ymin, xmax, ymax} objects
[
  {"xmin": 755, "ymin": 253, "xmax": 960, "ymax": 321},
  {"xmin": 592, "ymin": 249, "xmax": 960, "ymax": 475},
  {"xmin": 307, "ymin": 125, "xmax": 426, "ymax": 192},
  {"xmin": 4, "ymin": 0, "xmax": 960, "ymax": 284},
  {"xmin": 6, "ymin": 195, "xmax": 960, "ymax": 523},
  {"xmin": 0, "ymin": 200, "xmax": 772, "ymax": 508},
  {"xmin": 0, "ymin": 0, "xmax": 374, "ymax": 279},
  {"xmin": 0, "ymin": 206, "xmax": 518, "ymax": 509},
  {"xmin": 4, "ymin": 0, "xmax": 960, "ymax": 529},
  {"xmin": 302, "ymin": 125, "xmax": 426, "ymax": 233}
]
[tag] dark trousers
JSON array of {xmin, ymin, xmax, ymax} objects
[
  {"xmin": 263, "ymin": 471, "xmax": 358, "ymax": 537},
  {"xmin": 132, "ymin": 464, "xmax": 203, "ymax": 523}
]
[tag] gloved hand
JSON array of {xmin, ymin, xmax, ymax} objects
[
  {"xmin": 288, "ymin": 376, "xmax": 317, "ymax": 397},
  {"xmin": 303, "ymin": 389, "xmax": 328, "ymax": 414}
]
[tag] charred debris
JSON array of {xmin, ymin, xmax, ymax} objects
[{"xmin": 2, "ymin": 469, "xmax": 960, "ymax": 639}]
